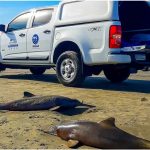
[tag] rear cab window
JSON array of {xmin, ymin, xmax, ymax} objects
[
  {"xmin": 7, "ymin": 12, "xmax": 31, "ymax": 32},
  {"xmin": 60, "ymin": 1, "xmax": 109, "ymax": 21},
  {"xmin": 32, "ymin": 9, "xmax": 53, "ymax": 27}
]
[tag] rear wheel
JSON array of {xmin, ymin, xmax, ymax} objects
[
  {"xmin": 30, "ymin": 67, "xmax": 46, "ymax": 75},
  {"xmin": 104, "ymin": 67, "xmax": 130, "ymax": 83},
  {"xmin": 56, "ymin": 51, "xmax": 85, "ymax": 87}
]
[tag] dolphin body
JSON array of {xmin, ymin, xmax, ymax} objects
[
  {"xmin": 54, "ymin": 117, "xmax": 150, "ymax": 149},
  {"xmin": 0, "ymin": 92, "xmax": 92, "ymax": 111}
]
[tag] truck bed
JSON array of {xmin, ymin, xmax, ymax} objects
[{"xmin": 119, "ymin": 1, "xmax": 150, "ymax": 47}]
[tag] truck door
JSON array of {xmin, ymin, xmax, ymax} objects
[
  {"xmin": 27, "ymin": 9, "xmax": 54, "ymax": 60},
  {"xmin": 0, "ymin": 12, "xmax": 31, "ymax": 60}
]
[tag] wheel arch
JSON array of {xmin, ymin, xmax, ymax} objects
[{"xmin": 52, "ymin": 40, "xmax": 84, "ymax": 64}]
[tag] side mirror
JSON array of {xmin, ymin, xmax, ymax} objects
[{"xmin": 0, "ymin": 24, "xmax": 6, "ymax": 32}]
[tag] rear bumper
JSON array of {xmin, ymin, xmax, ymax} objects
[
  {"xmin": 107, "ymin": 54, "xmax": 131, "ymax": 64},
  {"xmin": 108, "ymin": 50, "xmax": 150, "ymax": 68}
]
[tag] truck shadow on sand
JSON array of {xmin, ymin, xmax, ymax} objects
[
  {"xmin": 0, "ymin": 74, "xmax": 150, "ymax": 94},
  {"xmin": 83, "ymin": 76, "xmax": 150, "ymax": 94}
]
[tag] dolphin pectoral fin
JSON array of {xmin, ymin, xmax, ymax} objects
[
  {"xmin": 100, "ymin": 117, "xmax": 116, "ymax": 127},
  {"xmin": 23, "ymin": 91, "xmax": 36, "ymax": 98},
  {"xmin": 67, "ymin": 140, "xmax": 79, "ymax": 148}
]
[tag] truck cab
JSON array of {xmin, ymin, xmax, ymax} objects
[
  {"xmin": 0, "ymin": 6, "xmax": 57, "ymax": 64},
  {"xmin": 0, "ymin": 1, "xmax": 150, "ymax": 87}
]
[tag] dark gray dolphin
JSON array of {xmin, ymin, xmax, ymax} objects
[
  {"xmin": 0, "ymin": 92, "xmax": 93, "ymax": 111},
  {"xmin": 53, "ymin": 117, "xmax": 150, "ymax": 149}
]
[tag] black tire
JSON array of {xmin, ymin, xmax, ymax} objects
[
  {"xmin": 56, "ymin": 51, "xmax": 85, "ymax": 87},
  {"xmin": 0, "ymin": 65, "xmax": 6, "ymax": 72},
  {"xmin": 104, "ymin": 67, "xmax": 130, "ymax": 83},
  {"xmin": 30, "ymin": 67, "xmax": 46, "ymax": 75}
]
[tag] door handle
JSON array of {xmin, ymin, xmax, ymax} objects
[
  {"xmin": 43, "ymin": 30, "xmax": 51, "ymax": 34},
  {"xmin": 19, "ymin": 33, "xmax": 25, "ymax": 37}
]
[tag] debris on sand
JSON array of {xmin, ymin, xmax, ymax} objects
[
  {"xmin": 141, "ymin": 97, "xmax": 148, "ymax": 102},
  {"xmin": 85, "ymin": 107, "xmax": 101, "ymax": 113},
  {"xmin": 0, "ymin": 116, "xmax": 8, "ymax": 126}
]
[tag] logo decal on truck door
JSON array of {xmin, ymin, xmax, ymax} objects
[
  {"xmin": 32, "ymin": 34, "xmax": 39, "ymax": 45},
  {"xmin": 32, "ymin": 34, "xmax": 39, "ymax": 48},
  {"xmin": 8, "ymin": 39, "xmax": 18, "ymax": 50}
]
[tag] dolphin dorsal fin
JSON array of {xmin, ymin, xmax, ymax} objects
[
  {"xmin": 23, "ymin": 91, "xmax": 35, "ymax": 98},
  {"xmin": 100, "ymin": 117, "xmax": 116, "ymax": 127}
]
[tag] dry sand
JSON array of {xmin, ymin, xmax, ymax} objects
[{"xmin": 0, "ymin": 69, "xmax": 149, "ymax": 149}]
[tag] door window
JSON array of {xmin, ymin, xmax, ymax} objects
[
  {"xmin": 7, "ymin": 13, "xmax": 31, "ymax": 32},
  {"xmin": 32, "ymin": 9, "xmax": 53, "ymax": 27}
]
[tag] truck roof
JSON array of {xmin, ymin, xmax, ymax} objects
[
  {"xmin": 6, "ymin": 5, "xmax": 58, "ymax": 25},
  {"xmin": 20, "ymin": 5, "xmax": 58, "ymax": 14},
  {"xmin": 33, "ymin": 5, "xmax": 58, "ymax": 11}
]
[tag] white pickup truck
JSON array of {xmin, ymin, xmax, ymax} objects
[{"xmin": 0, "ymin": 0, "xmax": 150, "ymax": 86}]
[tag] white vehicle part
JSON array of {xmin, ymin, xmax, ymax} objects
[
  {"xmin": 56, "ymin": 1, "xmax": 119, "ymax": 26},
  {"xmin": 27, "ymin": 8, "xmax": 56, "ymax": 60},
  {"xmin": 0, "ymin": 12, "xmax": 33, "ymax": 60},
  {"xmin": 107, "ymin": 55, "xmax": 131, "ymax": 64},
  {"xmin": 121, "ymin": 45, "xmax": 146, "ymax": 52},
  {"xmin": 52, "ymin": 21, "xmax": 126, "ymax": 65},
  {"xmin": 0, "ymin": 30, "xmax": 28, "ymax": 60}
]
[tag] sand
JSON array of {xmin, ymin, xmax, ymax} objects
[{"xmin": 0, "ymin": 69, "xmax": 149, "ymax": 149}]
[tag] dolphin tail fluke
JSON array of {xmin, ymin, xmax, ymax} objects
[
  {"xmin": 82, "ymin": 103, "xmax": 95, "ymax": 108},
  {"xmin": 81, "ymin": 101, "xmax": 95, "ymax": 108}
]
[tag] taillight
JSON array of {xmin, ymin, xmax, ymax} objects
[{"xmin": 109, "ymin": 25, "xmax": 122, "ymax": 48}]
